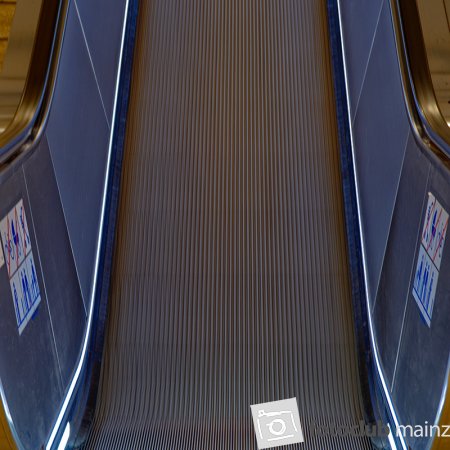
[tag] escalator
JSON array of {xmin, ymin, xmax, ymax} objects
[{"xmin": 81, "ymin": 0, "xmax": 375, "ymax": 448}]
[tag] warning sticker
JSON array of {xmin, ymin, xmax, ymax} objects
[
  {"xmin": 421, "ymin": 193, "xmax": 448, "ymax": 270},
  {"xmin": 412, "ymin": 193, "xmax": 448, "ymax": 327},
  {"xmin": 0, "ymin": 200, "xmax": 41, "ymax": 334}
]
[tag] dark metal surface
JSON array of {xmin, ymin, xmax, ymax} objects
[
  {"xmin": 0, "ymin": 0, "xmax": 130, "ymax": 448},
  {"xmin": 0, "ymin": 137, "xmax": 85, "ymax": 450},
  {"xmin": 347, "ymin": 0, "xmax": 410, "ymax": 305},
  {"xmin": 23, "ymin": 140, "xmax": 86, "ymax": 387},
  {"xmin": 327, "ymin": 0, "xmax": 387, "ymax": 440},
  {"xmin": 47, "ymin": 0, "xmax": 128, "ymax": 309},
  {"xmin": 390, "ymin": 159, "xmax": 450, "ymax": 450},
  {"xmin": 340, "ymin": 0, "xmax": 450, "ymax": 448},
  {"xmin": 46, "ymin": 1, "xmax": 110, "ymax": 308},
  {"xmin": 83, "ymin": 1, "xmax": 374, "ymax": 448},
  {"xmin": 75, "ymin": 0, "xmax": 128, "ymax": 123},
  {"xmin": 373, "ymin": 134, "xmax": 431, "ymax": 387},
  {"xmin": 0, "ymin": 162, "xmax": 63, "ymax": 450},
  {"xmin": 336, "ymin": 0, "xmax": 384, "ymax": 123}
]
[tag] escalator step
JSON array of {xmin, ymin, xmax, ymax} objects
[{"xmin": 84, "ymin": 1, "xmax": 373, "ymax": 449}]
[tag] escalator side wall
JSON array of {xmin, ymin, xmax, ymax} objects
[{"xmin": 339, "ymin": 0, "xmax": 450, "ymax": 448}]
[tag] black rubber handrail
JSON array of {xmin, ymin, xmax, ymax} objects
[
  {"xmin": 0, "ymin": 0, "xmax": 68, "ymax": 166},
  {"xmin": 390, "ymin": 0, "xmax": 450, "ymax": 168}
]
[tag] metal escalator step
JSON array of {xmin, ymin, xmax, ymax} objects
[{"xmin": 84, "ymin": 1, "xmax": 373, "ymax": 448}]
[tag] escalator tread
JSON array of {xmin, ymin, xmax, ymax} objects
[{"xmin": 84, "ymin": 1, "xmax": 372, "ymax": 448}]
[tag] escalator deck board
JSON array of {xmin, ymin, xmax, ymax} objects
[{"xmin": 85, "ymin": 0, "xmax": 372, "ymax": 448}]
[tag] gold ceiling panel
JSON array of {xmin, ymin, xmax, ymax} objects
[{"xmin": 0, "ymin": 1, "xmax": 17, "ymax": 71}]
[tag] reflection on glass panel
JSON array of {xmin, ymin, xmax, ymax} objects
[
  {"xmin": 0, "ymin": 0, "xmax": 43, "ymax": 134},
  {"xmin": 416, "ymin": 0, "xmax": 450, "ymax": 126}
]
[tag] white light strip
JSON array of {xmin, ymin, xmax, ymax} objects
[
  {"xmin": 388, "ymin": 424, "xmax": 399, "ymax": 450},
  {"xmin": 56, "ymin": 423, "xmax": 70, "ymax": 450},
  {"xmin": 45, "ymin": 0, "xmax": 130, "ymax": 448},
  {"xmin": 336, "ymin": 2, "xmax": 407, "ymax": 449},
  {"xmin": 434, "ymin": 356, "xmax": 450, "ymax": 430},
  {"xmin": 0, "ymin": 379, "xmax": 22, "ymax": 446}
]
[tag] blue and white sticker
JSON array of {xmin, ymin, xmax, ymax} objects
[
  {"xmin": 412, "ymin": 193, "xmax": 448, "ymax": 327},
  {"xmin": 0, "ymin": 200, "xmax": 41, "ymax": 334},
  {"xmin": 0, "ymin": 199, "xmax": 32, "ymax": 277},
  {"xmin": 0, "ymin": 239, "xmax": 4, "ymax": 269},
  {"xmin": 421, "ymin": 193, "xmax": 448, "ymax": 270}
]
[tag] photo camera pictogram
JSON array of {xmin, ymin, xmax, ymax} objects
[{"xmin": 250, "ymin": 398, "xmax": 304, "ymax": 449}]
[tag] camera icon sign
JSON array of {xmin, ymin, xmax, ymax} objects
[
  {"xmin": 250, "ymin": 398, "xmax": 304, "ymax": 449},
  {"xmin": 258, "ymin": 409, "xmax": 296, "ymax": 441}
]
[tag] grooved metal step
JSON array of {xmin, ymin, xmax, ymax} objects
[{"xmin": 84, "ymin": 1, "xmax": 373, "ymax": 448}]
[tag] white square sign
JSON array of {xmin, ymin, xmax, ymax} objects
[
  {"xmin": 421, "ymin": 193, "xmax": 448, "ymax": 270},
  {"xmin": 413, "ymin": 193, "xmax": 448, "ymax": 327},
  {"xmin": 0, "ymin": 199, "xmax": 32, "ymax": 277},
  {"xmin": 0, "ymin": 200, "xmax": 41, "ymax": 334},
  {"xmin": 412, "ymin": 246, "xmax": 438, "ymax": 326},
  {"xmin": 250, "ymin": 398, "xmax": 304, "ymax": 449}
]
